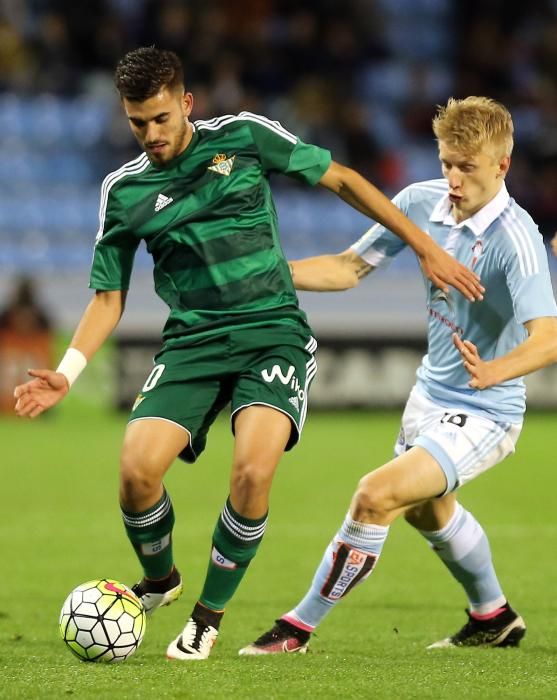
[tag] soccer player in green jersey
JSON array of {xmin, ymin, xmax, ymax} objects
[{"xmin": 13, "ymin": 47, "xmax": 482, "ymax": 661}]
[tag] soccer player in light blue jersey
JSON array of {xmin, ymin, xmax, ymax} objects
[{"xmin": 240, "ymin": 97, "xmax": 557, "ymax": 654}]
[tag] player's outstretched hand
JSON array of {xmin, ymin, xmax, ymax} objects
[
  {"xmin": 452, "ymin": 333, "xmax": 495, "ymax": 389},
  {"xmin": 551, "ymin": 232, "xmax": 557, "ymax": 258},
  {"xmin": 420, "ymin": 245, "xmax": 484, "ymax": 302},
  {"xmin": 14, "ymin": 369, "xmax": 69, "ymax": 418}
]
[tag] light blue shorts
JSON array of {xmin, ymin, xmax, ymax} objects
[{"xmin": 394, "ymin": 386, "xmax": 522, "ymax": 493}]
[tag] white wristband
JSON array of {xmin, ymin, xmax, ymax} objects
[{"xmin": 56, "ymin": 348, "xmax": 88, "ymax": 388}]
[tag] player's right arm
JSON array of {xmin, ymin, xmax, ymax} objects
[
  {"xmin": 290, "ymin": 249, "xmax": 374, "ymax": 291},
  {"xmin": 14, "ymin": 290, "xmax": 126, "ymax": 418},
  {"xmin": 15, "ymin": 162, "xmax": 140, "ymax": 419}
]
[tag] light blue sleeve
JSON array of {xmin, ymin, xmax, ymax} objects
[
  {"xmin": 503, "ymin": 230, "xmax": 557, "ymax": 323},
  {"xmin": 350, "ymin": 189, "xmax": 409, "ymax": 267}
]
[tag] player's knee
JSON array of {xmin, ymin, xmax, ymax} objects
[
  {"xmin": 119, "ymin": 449, "xmax": 162, "ymax": 502},
  {"xmin": 230, "ymin": 460, "xmax": 273, "ymax": 498},
  {"xmin": 352, "ymin": 476, "xmax": 396, "ymax": 521}
]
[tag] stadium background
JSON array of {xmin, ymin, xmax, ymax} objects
[{"xmin": 1, "ymin": 0, "xmax": 557, "ymax": 410}]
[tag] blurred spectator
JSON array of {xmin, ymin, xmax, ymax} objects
[
  {"xmin": 0, "ymin": 10, "xmax": 34, "ymax": 91},
  {"xmin": 0, "ymin": 277, "xmax": 53, "ymax": 413},
  {"xmin": 140, "ymin": 1, "xmax": 193, "ymax": 57},
  {"xmin": 30, "ymin": 11, "xmax": 78, "ymax": 94}
]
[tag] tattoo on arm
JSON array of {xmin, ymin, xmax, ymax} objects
[{"xmin": 289, "ymin": 262, "xmax": 294, "ymax": 280}]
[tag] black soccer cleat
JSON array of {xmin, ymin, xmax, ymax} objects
[
  {"xmin": 238, "ymin": 618, "xmax": 311, "ymax": 655},
  {"xmin": 427, "ymin": 603, "xmax": 526, "ymax": 649},
  {"xmin": 131, "ymin": 567, "xmax": 183, "ymax": 616}
]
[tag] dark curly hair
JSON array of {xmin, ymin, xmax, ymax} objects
[{"xmin": 114, "ymin": 47, "xmax": 184, "ymax": 100}]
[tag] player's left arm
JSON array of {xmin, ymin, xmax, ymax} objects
[
  {"xmin": 453, "ymin": 316, "xmax": 557, "ymax": 390},
  {"xmin": 289, "ymin": 248, "xmax": 374, "ymax": 291},
  {"xmin": 318, "ymin": 161, "xmax": 484, "ymax": 302}
]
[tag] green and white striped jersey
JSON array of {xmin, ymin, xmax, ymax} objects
[{"xmin": 90, "ymin": 112, "xmax": 331, "ymax": 348}]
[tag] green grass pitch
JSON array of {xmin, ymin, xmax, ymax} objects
[{"xmin": 1, "ymin": 403, "xmax": 556, "ymax": 699}]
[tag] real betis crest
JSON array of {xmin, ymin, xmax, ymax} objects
[{"xmin": 208, "ymin": 153, "xmax": 236, "ymax": 176}]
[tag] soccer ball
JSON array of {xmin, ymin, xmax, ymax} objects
[{"xmin": 59, "ymin": 579, "xmax": 146, "ymax": 662}]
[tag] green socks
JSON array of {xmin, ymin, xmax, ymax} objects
[
  {"xmin": 200, "ymin": 497, "xmax": 268, "ymax": 611},
  {"xmin": 121, "ymin": 489, "xmax": 175, "ymax": 579},
  {"xmin": 123, "ymin": 491, "xmax": 268, "ymax": 617}
]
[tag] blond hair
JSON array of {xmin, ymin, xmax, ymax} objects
[{"xmin": 432, "ymin": 96, "xmax": 514, "ymax": 159}]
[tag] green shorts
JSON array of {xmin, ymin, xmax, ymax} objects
[{"xmin": 129, "ymin": 326, "xmax": 317, "ymax": 463}]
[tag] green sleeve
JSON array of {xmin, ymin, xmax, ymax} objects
[
  {"xmin": 89, "ymin": 186, "xmax": 139, "ymax": 291},
  {"xmin": 244, "ymin": 113, "xmax": 332, "ymax": 185}
]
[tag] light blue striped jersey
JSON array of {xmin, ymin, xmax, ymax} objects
[{"xmin": 351, "ymin": 179, "xmax": 557, "ymax": 422}]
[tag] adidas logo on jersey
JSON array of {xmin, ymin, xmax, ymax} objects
[
  {"xmin": 208, "ymin": 153, "xmax": 236, "ymax": 176},
  {"xmin": 155, "ymin": 193, "xmax": 174, "ymax": 211}
]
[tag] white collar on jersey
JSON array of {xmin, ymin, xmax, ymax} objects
[{"xmin": 429, "ymin": 183, "xmax": 510, "ymax": 237}]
